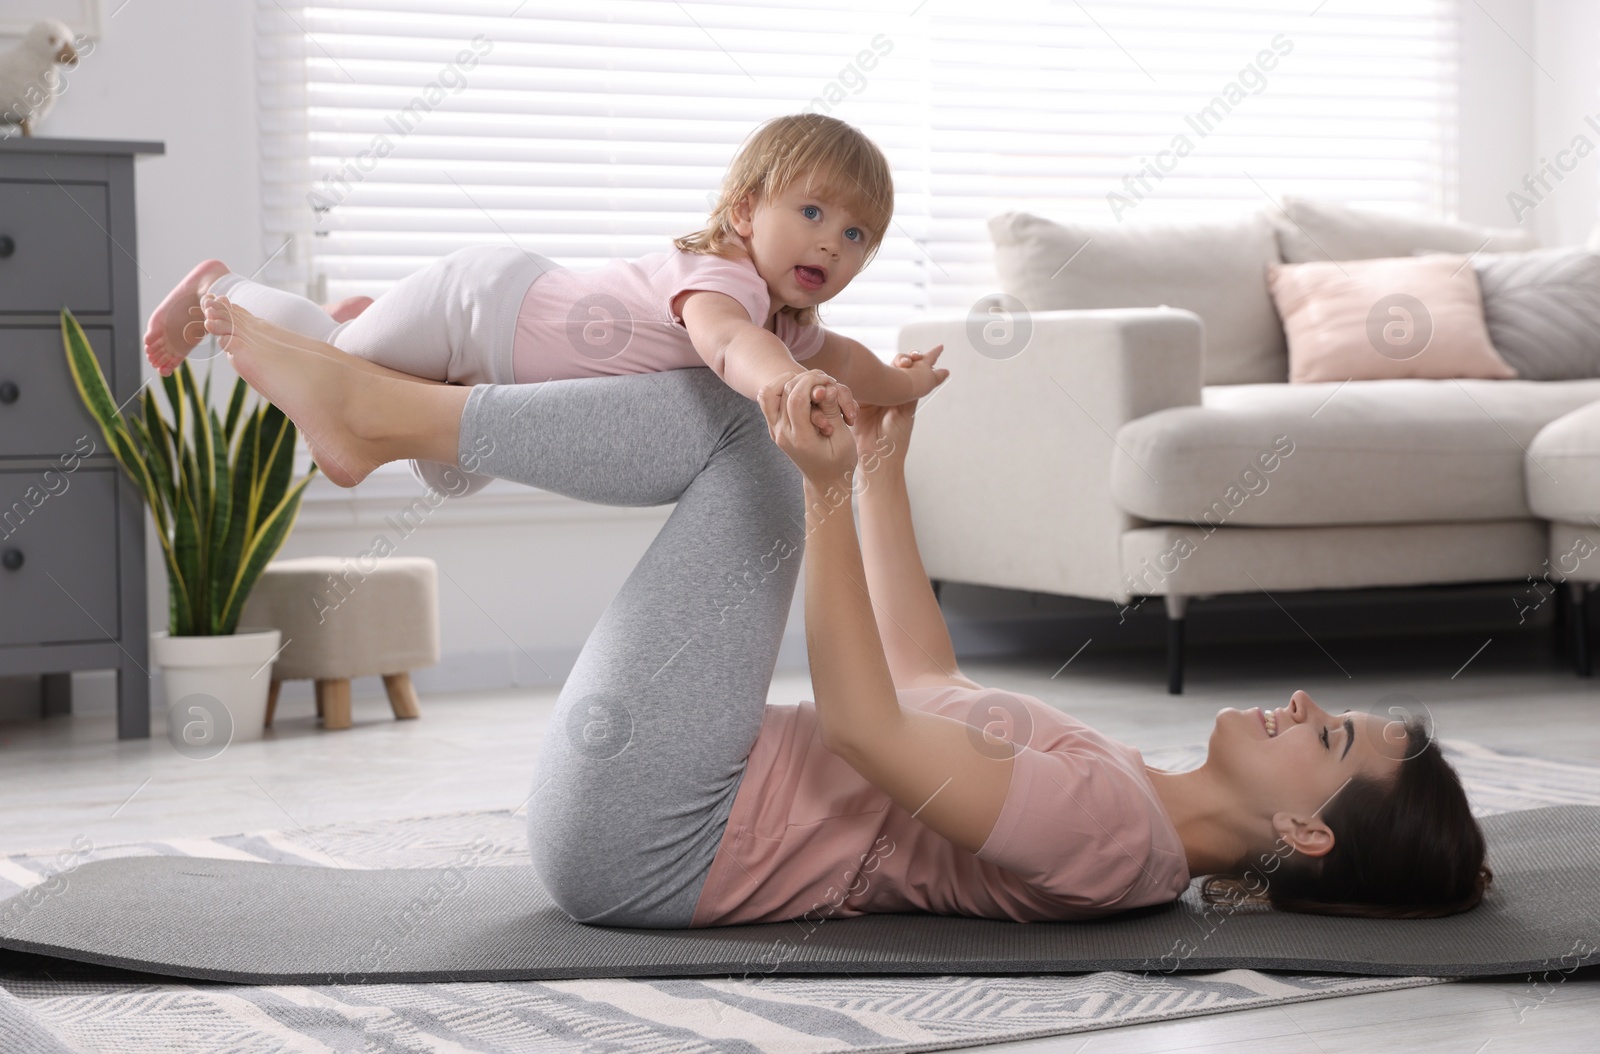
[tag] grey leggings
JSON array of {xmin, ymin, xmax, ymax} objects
[{"xmin": 457, "ymin": 367, "xmax": 805, "ymax": 927}]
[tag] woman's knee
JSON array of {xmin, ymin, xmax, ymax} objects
[{"xmin": 525, "ymin": 806, "xmax": 697, "ymax": 927}]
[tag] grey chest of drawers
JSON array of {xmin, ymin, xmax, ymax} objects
[{"xmin": 0, "ymin": 136, "xmax": 165, "ymax": 739}]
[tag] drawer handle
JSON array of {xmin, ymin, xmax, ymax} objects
[
  {"xmin": 0, "ymin": 381, "xmax": 16, "ymax": 404},
  {"xmin": 0, "ymin": 235, "xmax": 12, "ymax": 259},
  {"xmin": 2, "ymin": 549, "xmax": 21, "ymax": 571}
]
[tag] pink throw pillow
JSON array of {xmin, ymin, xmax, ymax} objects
[{"xmin": 1266, "ymin": 254, "xmax": 1517, "ymax": 383}]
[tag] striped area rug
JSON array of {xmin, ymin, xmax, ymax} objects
[{"xmin": 2, "ymin": 737, "xmax": 1598, "ymax": 1054}]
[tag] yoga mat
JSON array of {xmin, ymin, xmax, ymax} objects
[{"xmin": 2, "ymin": 804, "xmax": 1596, "ymax": 985}]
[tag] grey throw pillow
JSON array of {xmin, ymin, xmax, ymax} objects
[
  {"xmin": 1272, "ymin": 196, "xmax": 1537, "ymax": 263},
  {"xmin": 1472, "ymin": 247, "xmax": 1600, "ymax": 380}
]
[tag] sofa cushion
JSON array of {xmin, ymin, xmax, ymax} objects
[
  {"xmin": 1472, "ymin": 247, "xmax": 1600, "ymax": 380},
  {"xmin": 1121, "ymin": 520, "xmax": 1545, "ymax": 598},
  {"xmin": 1110, "ymin": 378, "xmax": 1600, "ymax": 527},
  {"xmin": 1268, "ymin": 196, "xmax": 1537, "ymax": 264},
  {"xmin": 1266, "ymin": 254, "xmax": 1516, "ymax": 383},
  {"xmin": 1526, "ymin": 399, "xmax": 1600, "ymax": 523},
  {"xmin": 987, "ymin": 210, "xmax": 1286, "ymax": 386}
]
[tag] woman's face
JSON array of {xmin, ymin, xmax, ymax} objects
[
  {"xmin": 1210, "ymin": 689, "xmax": 1407, "ymax": 838},
  {"xmin": 729, "ymin": 176, "xmax": 871, "ymax": 312}
]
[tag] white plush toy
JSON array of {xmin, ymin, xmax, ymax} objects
[{"xmin": 0, "ymin": 20, "xmax": 81, "ymax": 137}]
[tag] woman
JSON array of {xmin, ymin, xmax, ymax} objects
[{"xmin": 202, "ymin": 298, "xmax": 1492, "ymax": 928}]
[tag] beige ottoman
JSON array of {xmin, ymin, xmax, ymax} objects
[
  {"xmin": 1527, "ymin": 401, "xmax": 1600, "ymax": 675},
  {"xmin": 238, "ymin": 556, "xmax": 440, "ymax": 730}
]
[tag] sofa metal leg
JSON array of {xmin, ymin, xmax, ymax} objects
[
  {"xmin": 1553, "ymin": 580, "xmax": 1571, "ymax": 659},
  {"xmin": 1165, "ymin": 594, "xmax": 1188, "ymax": 695},
  {"xmin": 1572, "ymin": 582, "xmax": 1592, "ymax": 678}
]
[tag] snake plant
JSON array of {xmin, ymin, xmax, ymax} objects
[{"xmin": 61, "ymin": 307, "xmax": 319, "ymax": 636}]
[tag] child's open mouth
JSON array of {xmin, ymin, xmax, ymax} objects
[{"xmin": 794, "ymin": 265, "xmax": 826, "ymax": 290}]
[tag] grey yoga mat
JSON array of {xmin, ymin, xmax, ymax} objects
[{"xmin": 2, "ymin": 805, "xmax": 1596, "ymax": 985}]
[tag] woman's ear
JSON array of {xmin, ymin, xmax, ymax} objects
[{"xmin": 1271, "ymin": 811, "xmax": 1336, "ymax": 859}]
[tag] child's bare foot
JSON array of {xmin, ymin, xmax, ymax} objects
[
  {"xmin": 202, "ymin": 294, "xmax": 388, "ymax": 488},
  {"xmin": 145, "ymin": 259, "xmax": 231, "ymax": 376},
  {"xmin": 323, "ymin": 295, "xmax": 373, "ymax": 324}
]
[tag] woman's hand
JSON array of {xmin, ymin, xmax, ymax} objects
[
  {"xmin": 759, "ymin": 368, "xmax": 859, "ymax": 483},
  {"xmin": 850, "ymin": 399, "xmax": 918, "ymax": 474}
]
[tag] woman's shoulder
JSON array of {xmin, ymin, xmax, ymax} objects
[
  {"xmin": 894, "ymin": 678, "xmax": 1053, "ymax": 708},
  {"xmin": 895, "ymin": 679, "xmax": 1085, "ymax": 728}
]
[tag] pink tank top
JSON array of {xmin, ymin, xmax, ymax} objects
[
  {"xmin": 690, "ymin": 682, "xmax": 1192, "ymax": 927},
  {"xmin": 511, "ymin": 238, "xmax": 825, "ymax": 384}
]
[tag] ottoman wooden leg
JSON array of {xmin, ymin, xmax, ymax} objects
[
  {"xmin": 317, "ymin": 678, "xmax": 352, "ymax": 730},
  {"xmin": 264, "ymin": 679, "xmax": 282, "ymax": 728},
  {"xmin": 383, "ymin": 672, "xmax": 421, "ymax": 720}
]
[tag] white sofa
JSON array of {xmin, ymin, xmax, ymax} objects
[{"xmin": 898, "ymin": 199, "xmax": 1600, "ymax": 692}]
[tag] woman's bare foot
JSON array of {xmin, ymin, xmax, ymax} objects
[
  {"xmin": 145, "ymin": 259, "xmax": 231, "ymax": 376},
  {"xmin": 198, "ymin": 293, "xmax": 447, "ymax": 387},
  {"xmin": 323, "ymin": 295, "xmax": 373, "ymax": 324},
  {"xmin": 202, "ymin": 294, "xmax": 392, "ymax": 488}
]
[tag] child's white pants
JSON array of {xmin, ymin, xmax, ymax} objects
[{"xmin": 208, "ymin": 245, "xmax": 556, "ymax": 496}]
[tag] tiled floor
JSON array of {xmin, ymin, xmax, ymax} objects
[{"xmin": 2, "ymin": 628, "xmax": 1597, "ymax": 1052}]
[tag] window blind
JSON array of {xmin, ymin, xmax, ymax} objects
[{"xmin": 257, "ymin": 0, "xmax": 1457, "ymax": 350}]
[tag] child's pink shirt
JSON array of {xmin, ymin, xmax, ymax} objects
[
  {"xmin": 511, "ymin": 240, "xmax": 825, "ymax": 383},
  {"xmin": 689, "ymin": 682, "xmax": 1192, "ymax": 927}
]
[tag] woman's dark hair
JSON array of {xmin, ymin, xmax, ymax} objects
[{"xmin": 1199, "ymin": 719, "xmax": 1493, "ymax": 918}]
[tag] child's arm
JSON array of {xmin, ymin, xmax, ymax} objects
[
  {"xmin": 806, "ymin": 328, "xmax": 945, "ymax": 406},
  {"xmin": 677, "ymin": 289, "xmax": 858, "ymax": 434}
]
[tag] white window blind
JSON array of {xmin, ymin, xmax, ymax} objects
[{"xmin": 257, "ymin": 0, "xmax": 1457, "ymax": 351}]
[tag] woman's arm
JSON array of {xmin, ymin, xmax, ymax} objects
[
  {"xmin": 857, "ymin": 446, "xmax": 977, "ymax": 690},
  {"xmin": 850, "ymin": 350, "xmax": 967, "ymax": 688},
  {"xmin": 762, "ymin": 371, "xmax": 1010, "ymax": 855}
]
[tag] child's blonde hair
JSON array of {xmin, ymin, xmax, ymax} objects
[{"xmin": 674, "ymin": 113, "xmax": 894, "ymax": 327}]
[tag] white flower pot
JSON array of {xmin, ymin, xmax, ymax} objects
[{"xmin": 150, "ymin": 627, "xmax": 282, "ymax": 753}]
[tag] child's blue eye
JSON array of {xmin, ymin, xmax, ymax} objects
[
  {"xmin": 846, "ymin": 228, "xmax": 862, "ymax": 242},
  {"xmin": 802, "ymin": 205, "xmax": 820, "ymax": 219}
]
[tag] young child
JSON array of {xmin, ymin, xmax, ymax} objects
[{"xmin": 143, "ymin": 113, "xmax": 948, "ymax": 495}]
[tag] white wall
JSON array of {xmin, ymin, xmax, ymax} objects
[
  {"xmin": 1530, "ymin": 0, "xmax": 1600, "ymax": 246},
  {"xmin": 1457, "ymin": 0, "xmax": 1537, "ymax": 228},
  {"xmin": 1457, "ymin": 0, "xmax": 1600, "ymax": 245},
  {"xmin": 11, "ymin": 0, "xmax": 1596, "ymax": 713}
]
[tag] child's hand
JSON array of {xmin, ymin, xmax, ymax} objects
[
  {"xmin": 894, "ymin": 344, "xmax": 949, "ymax": 401},
  {"xmin": 802, "ymin": 374, "xmax": 858, "ymax": 437}
]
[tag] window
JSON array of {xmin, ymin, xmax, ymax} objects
[{"xmin": 258, "ymin": 0, "xmax": 1457, "ymax": 350}]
